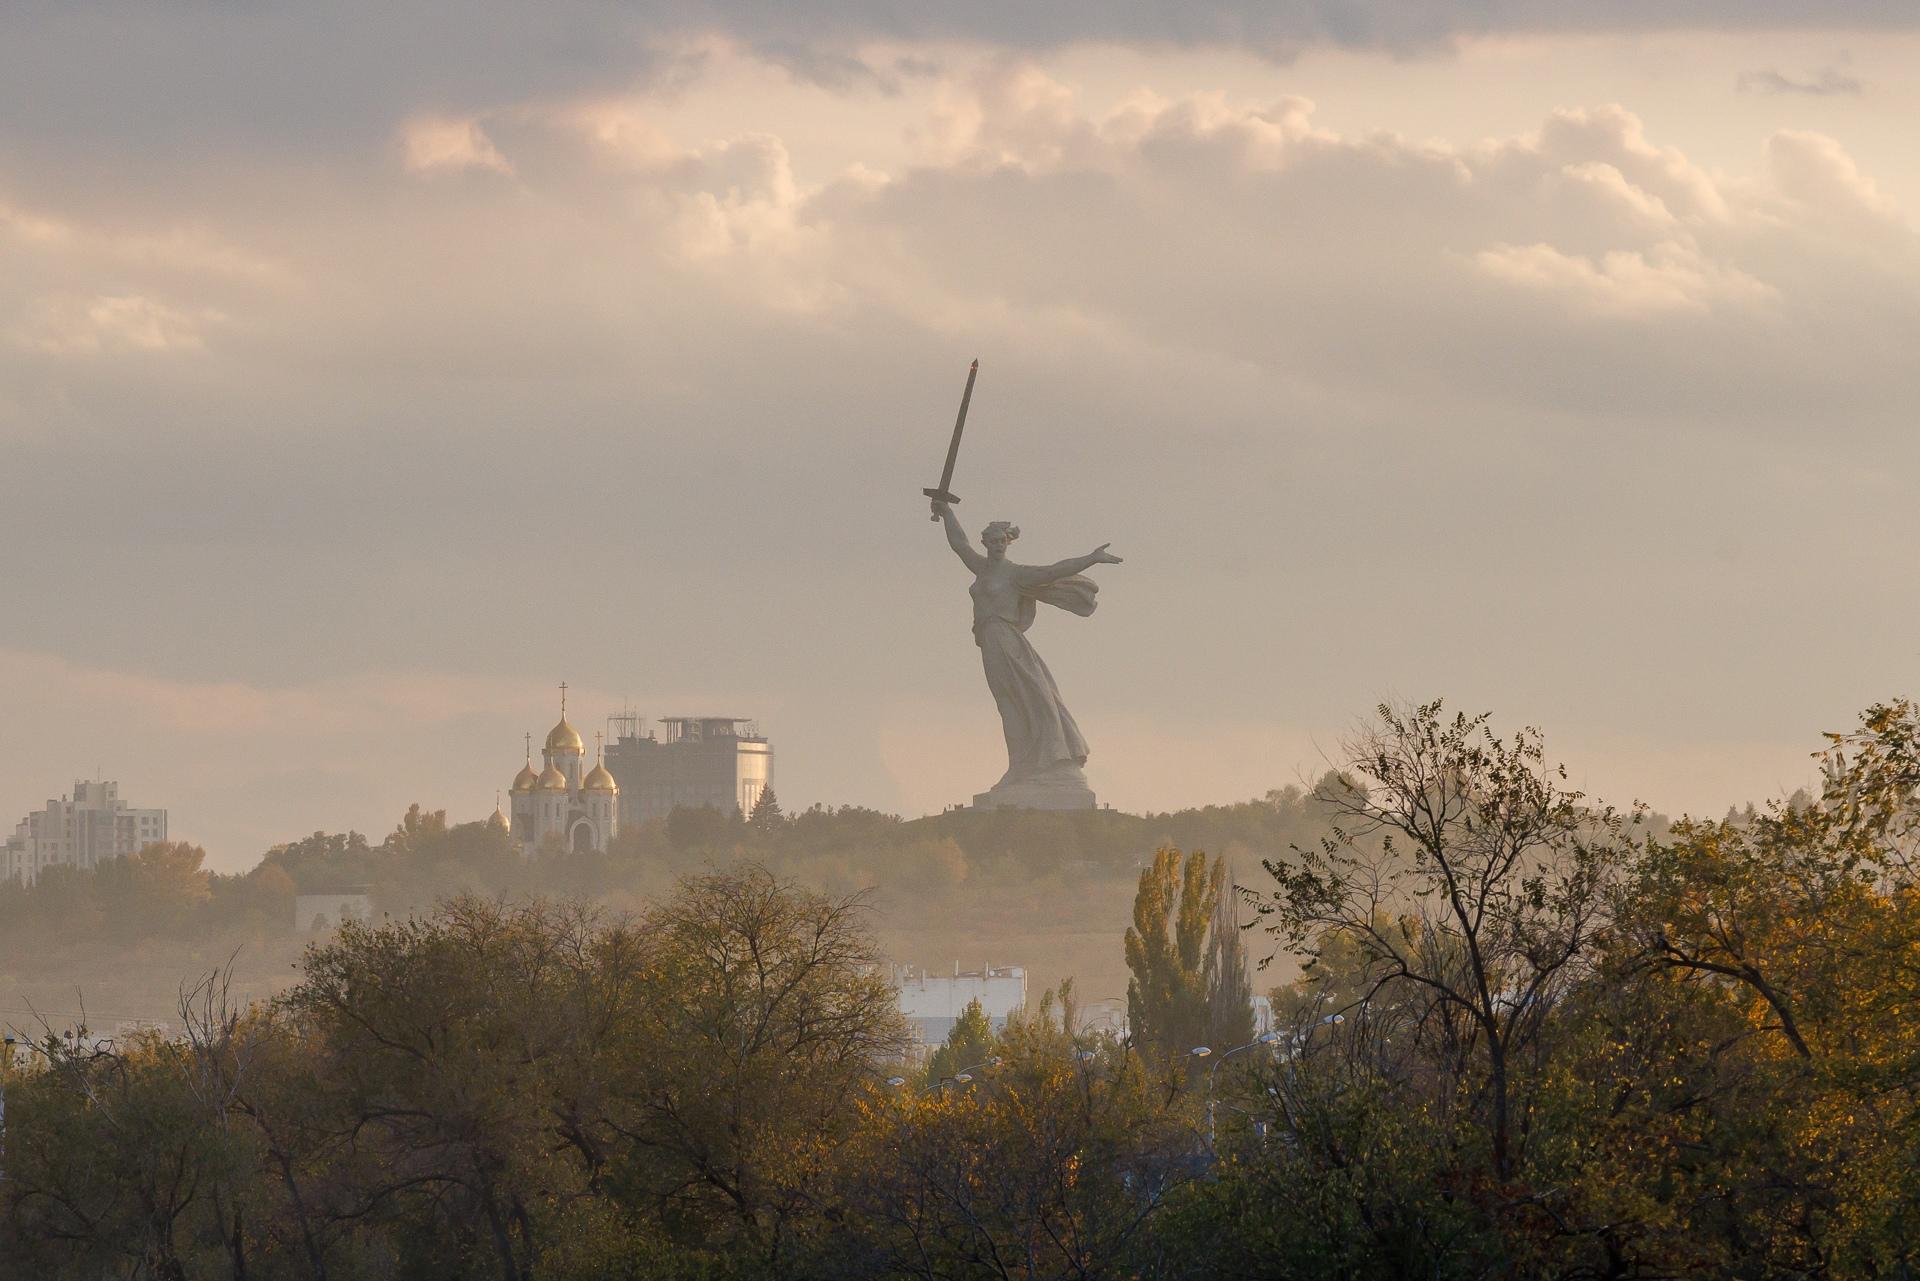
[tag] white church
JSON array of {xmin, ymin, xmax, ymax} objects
[{"xmin": 503, "ymin": 687, "xmax": 617, "ymax": 855}]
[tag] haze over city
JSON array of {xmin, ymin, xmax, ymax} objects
[
  {"xmin": 14, "ymin": 6, "xmax": 1920, "ymax": 1279},
  {"xmin": 6, "ymin": 5, "xmax": 1920, "ymax": 867}
]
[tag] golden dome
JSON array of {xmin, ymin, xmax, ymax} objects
[
  {"xmin": 582, "ymin": 763, "xmax": 617, "ymax": 792},
  {"xmin": 536, "ymin": 763, "xmax": 568, "ymax": 791},
  {"xmin": 546, "ymin": 719, "xmax": 584, "ymax": 753},
  {"xmin": 510, "ymin": 764, "xmax": 539, "ymax": 793},
  {"xmin": 488, "ymin": 806, "xmax": 510, "ymax": 830}
]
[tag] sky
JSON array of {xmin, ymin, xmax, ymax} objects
[{"xmin": 4, "ymin": 3, "xmax": 1920, "ymax": 870}]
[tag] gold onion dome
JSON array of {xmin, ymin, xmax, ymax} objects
[
  {"xmin": 536, "ymin": 763, "xmax": 568, "ymax": 791},
  {"xmin": 582, "ymin": 763, "xmax": 618, "ymax": 792},
  {"xmin": 488, "ymin": 806, "xmax": 510, "ymax": 830},
  {"xmin": 546, "ymin": 719, "xmax": 584, "ymax": 753},
  {"xmin": 510, "ymin": 763, "xmax": 539, "ymax": 793}
]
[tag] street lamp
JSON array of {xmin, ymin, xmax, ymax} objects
[
  {"xmin": 1206, "ymin": 1030, "xmax": 1284, "ymax": 1149},
  {"xmin": 921, "ymin": 1056, "xmax": 1003, "ymax": 1096}
]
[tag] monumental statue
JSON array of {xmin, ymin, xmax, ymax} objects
[{"xmin": 924, "ymin": 361, "xmax": 1121, "ymax": 809}]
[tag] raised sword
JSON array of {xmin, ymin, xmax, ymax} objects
[{"xmin": 923, "ymin": 359, "xmax": 979, "ymax": 520}]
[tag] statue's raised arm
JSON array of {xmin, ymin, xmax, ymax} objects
[{"xmin": 932, "ymin": 499, "xmax": 987, "ymax": 573}]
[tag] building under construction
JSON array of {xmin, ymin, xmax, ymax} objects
[{"xmin": 602, "ymin": 714, "xmax": 772, "ymax": 826}]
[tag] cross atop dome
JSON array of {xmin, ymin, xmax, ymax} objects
[{"xmin": 545, "ymin": 681, "xmax": 584, "ymax": 755}]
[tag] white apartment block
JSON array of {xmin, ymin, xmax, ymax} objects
[
  {"xmin": 2, "ymin": 780, "xmax": 167, "ymax": 885},
  {"xmin": 896, "ymin": 963, "xmax": 1028, "ymax": 1051}
]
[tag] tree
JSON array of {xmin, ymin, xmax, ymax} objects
[
  {"xmin": 614, "ymin": 867, "xmax": 909, "ymax": 1263},
  {"xmin": 0, "ymin": 1024, "xmax": 260, "ymax": 1281},
  {"xmin": 386, "ymin": 803, "xmax": 450, "ymax": 860},
  {"xmin": 1253, "ymin": 701, "xmax": 1636, "ymax": 1183},
  {"xmin": 94, "ymin": 841, "xmax": 213, "ymax": 937},
  {"xmin": 665, "ymin": 805, "xmax": 731, "ymax": 850},
  {"xmin": 1126, "ymin": 846, "xmax": 1249, "ymax": 1059},
  {"xmin": 1204, "ymin": 865, "xmax": 1255, "ymax": 1052},
  {"xmin": 1593, "ymin": 700, "xmax": 1920, "ymax": 1273},
  {"xmin": 823, "ymin": 991, "xmax": 1194, "ymax": 1280},
  {"xmin": 925, "ymin": 997, "xmax": 998, "ymax": 1084},
  {"xmin": 260, "ymin": 830, "xmax": 375, "ymax": 893},
  {"xmin": 285, "ymin": 898, "xmax": 616, "ymax": 1281},
  {"xmin": 748, "ymin": 785, "xmax": 785, "ymax": 831}
]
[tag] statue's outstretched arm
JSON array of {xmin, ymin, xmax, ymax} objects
[
  {"xmin": 1020, "ymin": 543, "xmax": 1124, "ymax": 585},
  {"xmin": 934, "ymin": 501, "xmax": 987, "ymax": 573}
]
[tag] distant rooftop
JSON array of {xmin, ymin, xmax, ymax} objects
[{"xmin": 610, "ymin": 716, "xmax": 764, "ymax": 744}]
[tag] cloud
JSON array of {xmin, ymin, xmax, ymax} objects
[
  {"xmin": 785, "ymin": 77, "xmax": 1913, "ymax": 423},
  {"xmin": 0, "ymin": 198, "xmax": 289, "ymax": 284},
  {"xmin": 1766, "ymin": 129, "xmax": 1906, "ymax": 228},
  {"xmin": 0, "ymin": 193, "xmax": 286, "ymax": 378},
  {"xmin": 3, "ymin": 48, "xmax": 1918, "ymax": 857},
  {"xmin": 10, "ymin": 293, "xmax": 223, "ymax": 355},
  {"xmin": 1737, "ymin": 66, "xmax": 1866, "ymax": 96},
  {"xmin": 1472, "ymin": 241, "xmax": 1776, "ymax": 316},
  {"xmin": 3, "ymin": 2, "xmax": 1917, "ymax": 176},
  {"xmin": 402, "ymin": 116, "xmax": 515, "ymax": 175}
]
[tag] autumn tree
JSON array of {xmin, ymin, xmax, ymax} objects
[
  {"xmin": 1594, "ymin": 700, "xmax": 1920, "ymax": 1273},
  {"xmin": 823, "ymin": 988, "xmax": 1193, "ymax": 1280},
  {"xmin": 611, "ymin": 867, "xmax": 908, "ymax": 1264},
  {"xmin": 0, "ymin": 1024, "xmax": 260, "ymax": 1281},
  {"xmin": 93, "ymin": 840, "xmax": 213, "ymax": 937},
  {"xmin": 285, "ymin": 903, "xmax": 586, "ymax": 1279},
  {"xmin": 1126, "ymin": 846, "xmax": 1251, "ymax": 1059},
  {"xmin": 1254, "ymin": 701, "xmax": 1636, "ymax": 1183}
]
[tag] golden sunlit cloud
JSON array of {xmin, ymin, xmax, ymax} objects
[{"xmin": 401, "ymin": 115, "xmax": 515, "ymax": 176}]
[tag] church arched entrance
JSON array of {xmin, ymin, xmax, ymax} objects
[{"xmin": 570, "ymin": 819, "xmax": 595, "ymax": 853}]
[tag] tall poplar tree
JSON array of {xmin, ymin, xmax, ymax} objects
[{"xmin": 1124, "ymin": 846, "xmax": 1251, "ymax": 1059}]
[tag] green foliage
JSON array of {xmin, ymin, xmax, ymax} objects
[
  {"xmin": 819, "ymin": 991, "xmax": 1194, "ymax": 1280},
  {"xmin": 747, "ymin": 786, "xmax": 785, "ymax": 831},
  {"xmin": 1253, "ymin": 700, "xmax": 1637, "ymax": 1181},
  {"xmin": 18, "ymin": 700, "xmax": 1920, "ymax": 1277},
  {"xmin": 924, "ymin": 997, "xmax": 998, "ymax": 1084},
  {"xmin": 1125, "ymin": 845, "xmax": 1251, "ymax": 1059},
  {"xmin": 667, "ymin": 804, "xmax": 736, "ymax": 851},
  {"xmin": 0, "ymin": 869, "xmax": 905, "ymax": 1279}
]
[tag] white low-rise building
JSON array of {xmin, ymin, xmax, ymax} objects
[{"xmin": 896, "ymin": 963, "xmax": 1028, "ymax": 1049}]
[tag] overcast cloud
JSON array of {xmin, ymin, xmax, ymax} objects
[{"xmin": 3, "ymin": 13, "xmax": 1918, "ymax": 866}]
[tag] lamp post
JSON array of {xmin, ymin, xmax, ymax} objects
[
  {"xmin": 1204, "ymin": 1031, "xmax": 1282, "ymax": 1149},
  {"xmin": 1206, "ymin": 1015, "xmax": 1346, "ymax": 1150},
  {"xmin": 921, "ymin": 1055, "xmax": 1003, "ymax": 1096}
]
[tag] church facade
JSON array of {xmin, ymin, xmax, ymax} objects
[{"xmin": 506, "ymin": 690, "xmax": 617, "ymax": 855}]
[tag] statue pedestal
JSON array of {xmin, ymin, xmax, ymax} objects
[{"xmin": 973, "ymin": 767, "xmax": 1097, "ymax": 811}]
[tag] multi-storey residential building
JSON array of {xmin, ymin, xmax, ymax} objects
[{"xmin": 2, "ymin": 780, "xmax": 168, "ymax": 885}]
